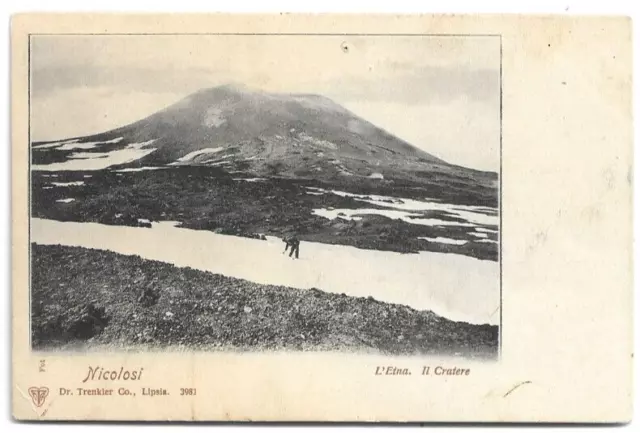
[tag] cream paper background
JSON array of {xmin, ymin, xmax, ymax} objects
[{"xmin": 11, "ymin": 14, "xmax": 632, "ymax": 422}]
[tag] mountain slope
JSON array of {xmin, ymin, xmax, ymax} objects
[{"xmin": 32, "ymin": 84, "xmax": 495, "ymax": 186}]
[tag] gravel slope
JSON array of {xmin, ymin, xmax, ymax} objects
[{"xmin": 31, "ymin": 244, "xmax": 499, "ymax": 358}]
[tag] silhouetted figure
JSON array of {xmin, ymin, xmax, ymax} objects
[{"xmin": 282, "ymin": 235, "xmax": 300, "ymax": 259}]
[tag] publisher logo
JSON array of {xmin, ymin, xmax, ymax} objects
[{"xmin": 28, "ymin": 387, "xmax": 49, "ymax": 407}]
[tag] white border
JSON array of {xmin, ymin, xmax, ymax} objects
[{"xmin": 2, "ymin": 1, "xmax": 637, "ymax": 432}]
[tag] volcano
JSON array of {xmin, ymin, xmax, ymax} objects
[
  {"xmin": 31, "ymin": 83, "xmax": 500, "ymax": 261},
  {"xmin": 31, "ymin": 84, "xmax": 496, "ymax": 187}
]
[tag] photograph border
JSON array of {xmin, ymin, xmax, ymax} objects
[{"xmin": 27, "ymin": 31, "xmax": 503, "ymax": 356}]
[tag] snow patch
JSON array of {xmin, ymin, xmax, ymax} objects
[
  {"xmin": 478, "ymin": 239, "xmax": 498, "ymax": 244},
  {"xmin": 68, "ymin": 152, "xmax": 109, "ymax": 159},
  {"xmin": 178, "ymin": 147, "xmax": 224, "ymax": 162},
  {"xmin": 471, "ymin": 232, "xmax": 488, "ymax": 238},
  {"xmin": 32, "ymin": 140, "xmax": 157, "ymax": 171},
  {"xmin": 31, "ymin": 218, "xmax": 500, "ymax": 325},
  {"xmin": 34, "ymin": 137, "xmax": 124, "ymax": 151},
  {"xmin": 308, "ymin": 187, "xmax": 498, "ymax": 227},
  {"xmin": 171, "ymin": 153, "xmax": 235, "ymax": 167},
  {"xmin": 101, "ymin": 137, "xmax": 125, "ymax": 144},
  {"xmin": 56, "ymin": 198, "xmax": 75, "ymax": 203},
  {"xmin": 33, "ymin": 139, "xmax": 79, "ymax": 149},
  {"xmin": 57, "ymin": 142, "xmax": 98, "ymax": 151},
  {"xmin": 114, "ymin": 167, "xmax": 167, "ymax": 173},
  {"xmin": 232, "ymin": 178, "xmax": 266, "ymax": 183},
  {"xmin": 313, "ymin": 208, "xmax": 476, "ymax": 227},
  {"xmin": 418, "ymin": 237, "xmax": 468, "ymax": 245},
  {"xmin": 57, "ymin": 137, "xmax": 124, "ymax": 150},
  {"xmin": 476, "ymin": 227, "xmax": 497, "ymax": 233},
  {"xmin": 174, "ymin": 147, "xmax": 225, "ymax": 164},
  {"xmin": 208, "ymin": 161, "xmax": 232, "ymax": 167},
  {"xmin": 51, "ymin": 181, "xmax": 85, "ymax": 187}
]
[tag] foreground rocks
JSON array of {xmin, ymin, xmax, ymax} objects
[{"xmin": 31, "ymin": 244, "xmax": 498, "ymax": 358}]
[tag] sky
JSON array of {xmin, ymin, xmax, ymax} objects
[{"xmin": 30, "ymin": 35, "xmax": 500, "ymax": 171}]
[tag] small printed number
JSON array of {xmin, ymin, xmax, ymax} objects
[{"xmin": 180, "ymin": 388, "xmax": 196, "ymax": 396}]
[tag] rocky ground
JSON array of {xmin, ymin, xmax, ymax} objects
[
  {"xmin": 31, "ymin": 167, "xmax": 499, "ymax": 261},
  {"xmin": 31, "ymin": 244, "xmax": 499, "ymax": 357}
]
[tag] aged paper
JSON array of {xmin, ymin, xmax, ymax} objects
[{"xmin": 11, "ymin": 13, "xmax": 632, "ymax": 422}]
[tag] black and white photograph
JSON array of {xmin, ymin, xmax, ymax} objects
[{"xmin": 29, "ymin": 34, "xmax": 501, "ymax": 358}]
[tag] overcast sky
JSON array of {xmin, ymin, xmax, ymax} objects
[{"xmin": 31, "ymin": 35, "xmax": 500, "ymax": 171}]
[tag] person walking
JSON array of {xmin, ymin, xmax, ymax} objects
[{"xmin": 282, "ymin": 234, "xmax": 300, "ymax": 259}]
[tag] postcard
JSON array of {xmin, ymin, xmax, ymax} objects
[{"xmin": 11, "ymin": 13, "xmax": 633, "ymax": 422}]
